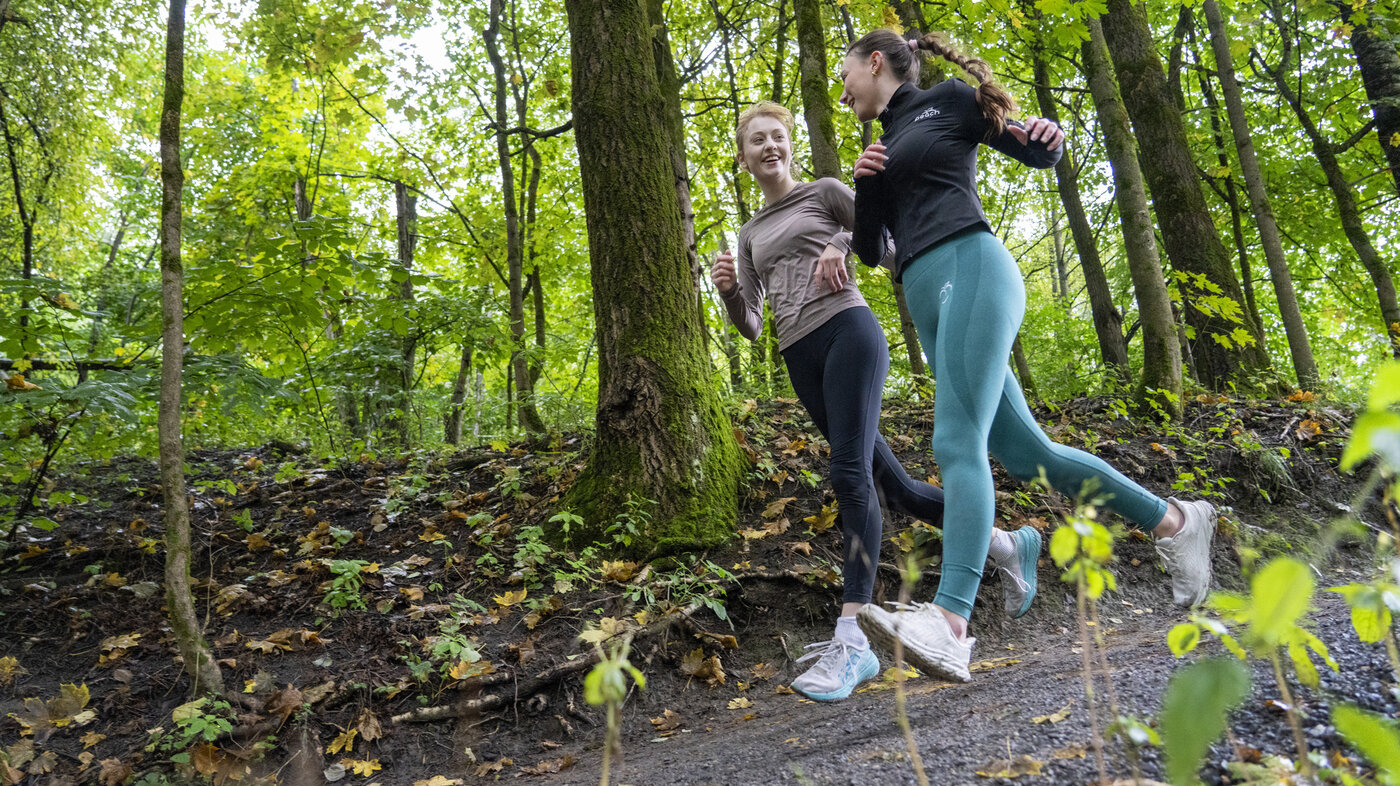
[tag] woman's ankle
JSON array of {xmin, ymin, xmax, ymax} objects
[
  {"xmin": 935, "ymin": 605, "xmax": 969, "ymax": 641},
  {"xmin": 1151, "ymin": 501, "xmax": 1184, "ymax": 539}
]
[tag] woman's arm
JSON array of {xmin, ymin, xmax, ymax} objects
[
  {"xmin": 715, "ymin": 239, "xmax": 765, "ymax": 340},
  {"xmin": 851, "ymin": 146, "xmax": 895, "ymax": 268},
  {"xmin": 987, "ymin": 116, "xmax": 1064, "ymax": 169}
]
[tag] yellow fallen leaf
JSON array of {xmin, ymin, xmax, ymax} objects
[
  {"xmin": 494, "ymin": 589, "xmax": 527, "ymax": 608},
  {"xmin": 1032, "ymin": 701, "xmax": 1073, "ymax": 724},
  {"xmin": 342, "ymin": 758, "xmax": 381, "ymax": 777},
  {"xmin": 81, "ymin": 731, "xmax": 106, "ymax": 749},
  {"xmin": 977, "ymin": 754, "xmax": 1046, "ymax": 778},
  {"xmin": 328, "ymin": 727, "xmax": 357, "ymax": 755},
  {"xmin": 413, "ymin": 777, "xmax": 463, "ymax": 786},
  {"xmin": 803, "ymin": 503, "xmax": 838, "ymax": 532},
  {"xmin": 763, "ymin": 496, "xmax": 796, "ymax": 519},
  {"xmin": 727, "ymin": 697, "xmax": 753, "ymax": 709}
]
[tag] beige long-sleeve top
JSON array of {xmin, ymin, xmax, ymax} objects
[{"xmin": 719, "ymin": 178, "xmax": 894, "ymax": 351}]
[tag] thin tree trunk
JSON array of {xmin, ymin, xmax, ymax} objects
[
  {"xmin": 1203, "ymin": 0, "xmax": 1319, "ymax": 388},
  {"xmin": 473, "ymin": 369, "xmax": 485, "ymax": 441},
  {"xmin": 1084, "ymin": 17, "xmax": 1183, "ymax": 416},
  {"xmin": 87, "ymin": 208, "xmax": 132, "ymax": 362},
  {"xmin": 485, "ymin": 0, "xmax": 545, "ymax": 434},
  {"xmin": 1033, "ymin": 51, "xmax": 1129, "ymax": 379},
  {"xmin": 1101, "ymin": 0, "xmax": 1272, "ymax": 389},
  {"xmin": 794, "ymin": 0, "xmax": 839, "ymax": 180},
  {"xmin": 1341, "ymin": 0, "xmax": 1400, "ymax": 197},
  {"xmin": 1263, "ymin": 0, "xmax": 1400, "ymax": 358},
  {"xmin": 445, "ymin": 341, "xmax": 471, "ymax": 446},
  {"xmin": 1011, "ymin": 335, "xmax": 1038, "ymax": 403},
  {"xmin": 769, "ymin": 0, "xmax": 788, "ymax": 103},
  {"xmin": 893, "ymin": 282, "xmax": 927, "ymax": 384},
  {"xmin": 159, "ymin": 0, "xmax": 221, "ymax": 697},
  {"xmin": 564, "ymin": 0, "xmax": 744, "ymax": 549},
  {"xmin": 394, "ymin": 181, "xmax": 417, "ymax": 448}
]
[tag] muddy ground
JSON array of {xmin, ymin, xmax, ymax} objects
[{"xmin": 0, "ymin": 394, "xmax": 1393, "ymax": 785}]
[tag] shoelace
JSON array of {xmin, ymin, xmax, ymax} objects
[
  {"xmin": 795, "ymin": 639, "xmax": 853, "ymax": 665},
  {"xmin": 881, "ymin": 600, "xmax": 937, "ymax": 614},
  {"xmin": 994, "ymin": 564, "xmax": 1031, "ymax": 595}
]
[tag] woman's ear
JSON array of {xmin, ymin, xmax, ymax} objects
[{"xmin": 736, "ymin": 152, "xmax": 748, "ymax": 172}]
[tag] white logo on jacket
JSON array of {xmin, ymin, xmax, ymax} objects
[{"xmin": 914, "ymin": 107, "xmax": 942, "ymax": 122}]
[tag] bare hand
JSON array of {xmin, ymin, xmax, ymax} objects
[
  {"xmin": 853, "ymin": 143, "xmax": 888, "ymax": 179},
  {"xmin": 1008, "ymin": 117, "xmax": 1064, "ymax": 151},
  {"xmin": 711, "ymin": 250, "xmax": 738, "ymax": 295},
  {"xmin": 815, "ymin": 243, "xmax": 849, "ymax": 293}
]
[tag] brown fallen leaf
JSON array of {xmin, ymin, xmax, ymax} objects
[
  {"xmin": 517, "ymin": 755, "xmax": 576, "ymax": 776},
  {"xmin": 1051, "ymin": 742, "xmax": 1088, "ymax": 760},
  {"xmin": 679, "ymin": 648, "xmax": 726, "ymax": 686},
  {"xmin": 356, "ymin": 709, "xmax": 382, "ymax": 743},
  {"xmin": 98, "ymin": 759, "xmax": 132, "ymax": 786},
  {"xmin": 750, "ymin": 662, "xmax": 779, "ymax": 681},
  {"xmin": 265, "ymin": 684, "xmax": 305, "ymax": 721},
  {"xmin": 650, "ymin": 709, "xmax": 683, "ymax": 732},
  {"xmin": 472, "ymin": 759, "xmax": 511, "ymax": 777},
  {"xmin": 976, "ymin": 754, "xmax": 1046, "ymax": 778},
  {"xmin": 695, "ymin": 631, "xmax": 739, "ymax": 650},
  {"xmin": 763, "ymin": 496, "xmax": 796, "ymax": 520}
]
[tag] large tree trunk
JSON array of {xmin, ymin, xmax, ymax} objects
[
  {"xmin": 485, "ymin": 0, "xmax": 546, "ymax": 434},
  {"xmin": 794, "ymin": 0, "xmax": 839, "ymax": 180},
  {"xmin": 1264, "ymin": 0, "xmax": 1400, "ymax": 358},
  {"xmin": 1203, "ymin": 0, "xmax": 1319, "ymax": 389},
  {"xmin": 1032, "ymin": 50, "xmax": 1129, "ymax": 380},
  {"xmin": 1341, "ymin": 0, "xmax": 1400, "ymax": 197},
  {"xmin": 393, "ymin": 181, "xmax": 417, "ymax": 448},
  {"xmin": 564, "ymin": 0, "xmax": 744, "ymax": 552},
  {"xmin": 1100, "ymin": 0, "xmax": 1272, "ymax": 390},
  {"xmin": 1083, "ymin": 17, "xmax": 1183, "ymax": 417},
  {"xmin": 159, "ymin": 0, "xmax": 221, "ymax": 697}
]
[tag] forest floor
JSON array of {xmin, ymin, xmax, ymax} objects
[{"xmin": 0, "ymin": 394, "xmax": 1394, "ymax": 786}]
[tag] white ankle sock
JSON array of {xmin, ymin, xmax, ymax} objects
[
  {"xmin": 987, "ymin": 527, "xmax": 1015, "ymax": 562},
  {"xmin": 834, "ymin": 615, "xmax": 868, "ymax": 648}
]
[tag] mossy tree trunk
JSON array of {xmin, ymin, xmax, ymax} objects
[
  {"xmin": 1083, "ymin": 17, "xmax": 1183, "ymax": 417},
  {"xmin": 563, "ymin": 0, "xmax": 744, "ymax": 553},
  {"xmin": 1032, "ymin": 48, "xmax": 1129, "ymax": 382},
  {"xmin": 159, "ymin": 0, "xmax": 222, "ymax": 697},
  {"xmin": 1339, "ymin": 0, "xmax": 1400, "ymax": 197},
  {"xmin": 1100, "ymin": 0, "xmax": 1272, "ymax": 390},
  {"xmin": 1203, "ymin": 0, "xmax": 1319, "ymax": 389},
  {"xmin": 794, "ymin": 0, "xmax": 839, "ymax": 181}
]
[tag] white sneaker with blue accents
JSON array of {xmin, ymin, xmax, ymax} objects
[
  {"xmin": 789, "ymin": 639, "xmax": 880, "ymax": 701},
  {"xmin": 992, "ymin": 526, "xmax": 1042, "ymax": 618}
]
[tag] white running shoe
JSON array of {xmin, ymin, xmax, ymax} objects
[
  {"xmin": 992, "ymin": 527, "xmax": 1041, "ymax": 618},
  {"xmin": 789, "ymin": 639, "xmax": 880, "ymax": 701},
  {"xmin": 1155, "ymin": 498, "xmax": 1217, "ymax": 606},
  {"xmin": 857, "ymin": 602, "xmax": 973, "ymax": 683}
]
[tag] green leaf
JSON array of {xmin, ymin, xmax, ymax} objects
[
  {"xmin": 1330, "ymin": 583, "xmax": 1394, "ymax": 643},
  {"xmin": 1333, "ymin": 704, "xmax": 1400, "ymax": 783},
  {"xmin": 1246, "ymin": 558, "xmax": 1313, "ymax": 650},
  {"xmin": 1167, "ymin": 623, "xmax": 1201, "ymax": 657},
  {"xmin": 1341, "ymin": 411, "xmax": 1400, "ymax": 471},
  {"xmin": 1161, "ymin": 658, "xmax": 1251, "ymax": 786},
  {"xmin": 1367, "ymin": 361, "xmax": 1400, "ymax": 411},
  {"xmin": 1049, "ymin": 525, "xmax": 1078, "ymax": 567},
  {"xmin": 1288, "ymin": 640, "xmax": 1319, "ymax": 688}
]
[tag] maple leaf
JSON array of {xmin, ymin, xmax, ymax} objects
[
  {"xmin": 494, "ymin": 589, "xmax": 527, "ymax": 609},
  {"xmin": 5, "ymin": 373, "xmax": 40, "ymax": 391},
  {"xmin": 650, "ymin": 709, "xmax": 683, "ymax": 732},
  {"xmin": 81, "ymin": 731, "xmax": 106, "ymax": 749},
  {"xmin": 413, "ymin": 777, "xmax": 462, "ymax": 786},
  {"xmin": 356, "ymin": 709, "xmax": 382, "ymax": 742},
  {"xmin": 265, "ymin": 684, "xmax": 305, "ymax": 721},
  {"xmin": 0, "ymin": 657, "xmax": 24, "ymax": 686},
  {"xmin": 762, "ymin": 496, "xmax": 796, "ymax": 519},
  {"xmin": 803, "ymin": 503, "xmax": 838, "ymax": 532},
  {"xmin": 245, "ymin": 533, "xmax": 271, "ymax": 551},
  {"xmin": 578, "ymin": 616, "xmax": 629, "ymax": 644},
  {"xmin": 328, "ymin": 727, "xmax": 357, "ymax": 755},
  {"xmin": 679, "ymin": 648, "xmax": 727, "ymax": 685},
  {"xmin": 750, "ymin": 662, "xmax": 779, "ymax": 681},
  {"xmin": 342, "ymin": 758, "xmax": 381, "ymax": 777},
  {"xmin": 727, "ymin": 697, "xmax": 753, "ymax": 709}
]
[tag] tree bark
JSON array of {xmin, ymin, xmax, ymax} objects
[
  {"xmin": 1032, "ymin": 50, "xmax": 1129, "ymax": 380},
  {"xmin": 445, "ymin": 341, "xmax": 471, "ymax": 446},
  {"xmin": 1100, "ymin": 0, "xmax": 1272, "ymax": 390},
  {"xmin": 1341, "ymin": 0, "xmax": 1400, "ymax": 197},
  {"xmin": 1202, "ymin": 0, "xmax": 1319, "ymax": 388},
  {"xmin": 893, "ymin": 282, "xmax": 927, "ymax": 384},
  {"xmin": 485, "ymin": 0, "xmax": 546, "ymax": 434},
  {"xmin": 1011, "ymin": 334, "xmax": 1038, "ymax": 403},
  {"xmin": 564, "ymin": 0, "xmax": 744, "ymax": 552},
  {"xmin": 1262, "ymin": 2, "xmax": 1400, "ymax": 358},
  {"xmin": 794, "ymin": 0, "xmax": 839, "ymax": 180},
  {"xmin": 1083, "ymin": 17, "xmax": 1183, "ymax": 416},
  {"xmin": 159, "ymin": 0, "xmax": 222, "ymax": 697},
  {"xmin": 392, "ymin": 181, "xmax": 418, "ymax": 447}
]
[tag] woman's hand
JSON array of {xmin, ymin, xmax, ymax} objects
[
  {"xmin": 711, "ymin": 250, "xmax": 738, "ymax": 295},
  {"xmin": 815, "ymin": 243, "xmax": 849, "ymax": 293},
  {"xmin": 853, "ymin": 143, "xmax": 887, "ymax": 179},
  {"xmin": 1008, "ymin": 117, "xmax": 1064, "ymax": 151}
]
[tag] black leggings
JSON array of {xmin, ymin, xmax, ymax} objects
[{"xmin": 782, "ymin": 307, "xmax": 946, "ymax": 604}]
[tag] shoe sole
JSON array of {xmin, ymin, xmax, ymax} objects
[
  {"xmin": 857, "ymin": 607, "xmax": 971, "ymax": 683},
  {"xmin": 1010, "ymin": 527, "xmax": 1041, "ymax": 619},
  {"xmin": 791, "ymin": 650, "xmax": 880, "ymax": 702}
]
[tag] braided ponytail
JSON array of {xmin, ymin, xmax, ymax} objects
[{"xmin": 914, "ymin": 32, "xmax": 1017, "ymax": 138}]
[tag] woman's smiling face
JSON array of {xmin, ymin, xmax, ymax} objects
[{"xmin": 737, "ymin": 115, "xmax": 793, "ymax": 181}]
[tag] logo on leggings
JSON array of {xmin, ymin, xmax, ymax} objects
[{"xmin": 939, "ymin": 282, "xmax": 953, "ymax": 304}]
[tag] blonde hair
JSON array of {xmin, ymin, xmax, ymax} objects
[
  {"xmin": 848, "ymin": 29, "xmax": 1017, "ymax": 139},
  {"xmin": 735, "ymin": 101, "xmax": 795, "ymax": 151}
]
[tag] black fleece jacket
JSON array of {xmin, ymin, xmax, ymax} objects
[{"xmin": 853, "ymin": 78, "xmax": 1062, "ymax": 282}]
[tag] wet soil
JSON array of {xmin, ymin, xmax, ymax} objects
[{"xmin": 0, "ymin": 395, "xmax": 1392, "ymax": 786}]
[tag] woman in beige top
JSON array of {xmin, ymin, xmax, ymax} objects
[{"xmin": 712, "ymin": 101, "xmax": 1034, "ymax": 701}]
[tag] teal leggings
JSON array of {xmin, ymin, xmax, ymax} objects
[{"xmin": 901, "ymin": 230, "xmax": 1168, "ymax": 619}]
